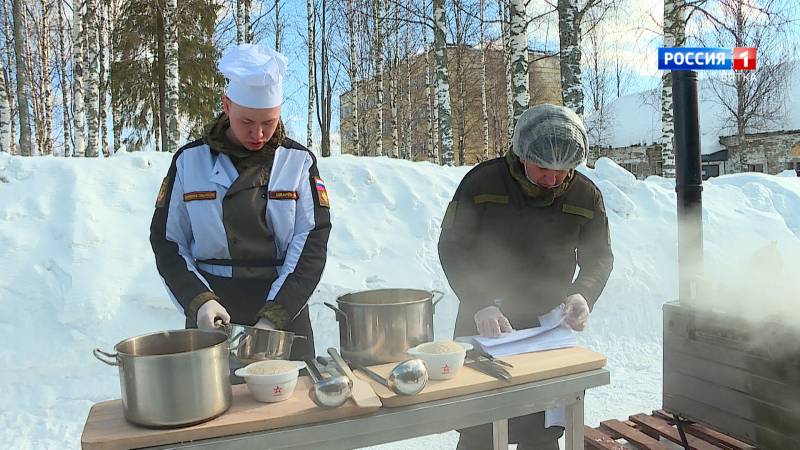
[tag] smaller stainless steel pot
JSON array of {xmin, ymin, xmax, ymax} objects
[
  {"xmin": 225, "ymin": 323, "xmax": 307, "ymax": 364},
  {"xmin": 324, "ymin": 289, "xmax": 444, "ymax": 365}
]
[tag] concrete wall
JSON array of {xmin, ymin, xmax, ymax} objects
[
  {"xmin": 589, "ymin": 129, "xmax": 800, "ymax": 180},
  {"xmin": 589, "ymin": 144, "xmax": 663, "ymax": 179},
  {"xmin": 720, "ymin": 130, "xmax": 800, "ymax": 175}
]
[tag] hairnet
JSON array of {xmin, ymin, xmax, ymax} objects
[{"xmin": 511, "ymin": 104, "xmax": 588, "ymax": 170}]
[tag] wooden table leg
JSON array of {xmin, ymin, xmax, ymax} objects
[
  {"xmin": 492, "ymin": 419, "xmax": 509, "ymax": 450},
  {"xmin": 565, "ymin": 391, "xmax": 585, "ymax": 450}
]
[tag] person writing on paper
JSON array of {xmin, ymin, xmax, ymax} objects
[
  {"xmin": 437, "ymin": 104, "xmax": 613, "ymax": 450},
  {"xmin": 150, "ymin": 43, "xmax": 331, "ymax": 363}
]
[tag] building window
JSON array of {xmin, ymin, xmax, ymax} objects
[{"xmin": 747, "ymin": 163, "xmax": 764, "ymax": 173}]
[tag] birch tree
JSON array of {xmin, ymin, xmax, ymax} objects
[
  {"xmin": 236, "ymin": 0, "xmax": 252, "ymax": 44},
  {"xmin": 99, "ymin": 1, "xmax": 109, "ymax": 156},
  {"xmin": 274, "ymin": 0, "xmax": 281, "ymax": 52},
  {"xmin": 164, "ymin": 0, "xmax": 179, "ymax": 153},
  {"xmin": 12, "ymin": 0, "xmax": 32, "ymax": 156},
  {"xmin": 508, "ymin": 0, "xmax": 529, "ymax": 130},
  {"xmin": 480, "ymin": 0, "xmax": 489, "ymax": 161},
  {"xmin": 236, "ymin": 0, "xmax": 244, "ymax": 44},
  {"xmin": 660, "ymin": 0, "xmax": 686, "ymax": 177},
  {"xmin": 109, "ymin": 0, "xmax": 121, "ymax": 153},
  {"xmin": 0, "ymin": 57, "xmax": 9, "ymax": 153},
  {"xmin": 374, "ymin": 0, "xmax": 384, "ymax": 156},
  {"xmin": 423, "ymin": 0, "xmax": 437, "ymax": 162},
  {"xmin": 314, "ymin": 0, "xmax": 334, "ymax": 157},
  {"xmin": 452, "ymin": 0, "xmax": 466, "ymax": 164},
  {"xmin": 346, "ymin": 0, "xmax": 359, "ymax": 156},
  {"xmin": 388, "ymin": 0, "xmax": 399, "ymax": 158},
  {"xmin": 432, "ymin": 0, "xmax": 453, "ymax": 165},
  {"xmin": 24, "ymin": 4, "xmax": 44, "ymax": 154},
  {"xmin": 500, "ymin": 0, "xmax": 513, "ymax": 142},
  {"xmin": 558, "ymin": 0, "xmax": 613, "ymax": 117},
  {"xmin": 56, "ymin": 0, "xmax": 71, "ymax": 156},
  {"xmin": 306, "ymin": 0, "xmax": 315, "ymax": 149},
  {"xmin": 20, "ymin": 6, "xmax": 34, "ymax": 154},
  {"xmin": 558, "ymin": 0, "xmax": 582, "ymax": 115},
  {"xmin": 39, "ymin": 2, "xmax": 53, "ymax": 154},
  {"xmin": 244, "ymin": 0, "xmax": 252, "ymax": 43},
  {"xmin": 72, "ymin": 0, "xmax": 85, "ymax": 156},
  {"xmin": 2, "ymin": 0, "xmax": 16, "ymax": 154},
  {"xmin": 402, "ymin": 12, "xmax": 412, "ymax": 160},
  {"xmin": 84, "ymin": 0, "xmax": 99, "ymax": 157}
]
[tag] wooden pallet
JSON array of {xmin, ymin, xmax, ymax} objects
[{"xmin": 584, "ymin": 410, "xmax": 758, "ymax": 450}]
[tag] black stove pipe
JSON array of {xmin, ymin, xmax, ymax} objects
[{"xmin": 672, "ymin": 70, "xmax": 704, "ymax": 306}]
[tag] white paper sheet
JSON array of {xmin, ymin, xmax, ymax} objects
[{"xmin": 457, "ymin": 304, "xmax": 575, "ymax": 428}]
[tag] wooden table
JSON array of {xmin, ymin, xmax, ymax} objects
[
  {"xmin": 141, "ymin": 369, "xmax": 610, "ymax": 450},
  {"xmin": 82, "ymin": 348, "xmax": 609, "ymax": 450}
]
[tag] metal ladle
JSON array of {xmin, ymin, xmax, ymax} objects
[
  {"xmin": 304, "ymin": 358, "xmax": 352, "ymax": 408},
  {"xmin": 352, "ymin": 359, "xmax": 429, "ymax": 396}
]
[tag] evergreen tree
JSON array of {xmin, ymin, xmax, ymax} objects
[{"xmin": 112, "ymin": 0, "xmax": 222, "ymax": 152}]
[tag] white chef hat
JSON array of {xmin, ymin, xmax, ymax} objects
[{"xmin": 218, "ymin": 43, "xmax": 288, "ymax": 109}]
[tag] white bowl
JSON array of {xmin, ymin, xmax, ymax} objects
[
  {"xmin": 234, "ymin": 360, "xmax": 306, "ymax": 402},
  {"xmin": 407, "ymin": 341, "xmax": 473, "ymax": 380}
]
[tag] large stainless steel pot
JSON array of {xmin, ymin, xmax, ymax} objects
[
  {"xmin": 324, "ymin": 288, "xmax": 443, "ymax": 365},
  {"xmin": 93, "ymin": 329, "xmax": 232, "ymax": 428},
  {"xmin": 226, "ymin": 323, "xmax": 306, "ymax": 364}
]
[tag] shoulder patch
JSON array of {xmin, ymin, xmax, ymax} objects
[
  {"xmin": 562, "ymin": 203, "xmax": 594, "ymax": 220},
  {"xmin": 184, "ymin": 191, "xmax": 217, "ymax": 202},
  {"xmin": 155, "ymin": 177, "xmax": 169, "ymax": 208},
  {"xmin": 314, "ymin": 177, "xmax": 330, "ymax": 208},
  {"xmin": 442, "ymin": 201, "xmax": 458, "ymax": 229}
]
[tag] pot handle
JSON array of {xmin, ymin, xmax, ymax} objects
[
  {"xmin": 323, "ymin": 302, "xmax": 347, "ymax": 322},
  {"xmin": 228, "ymin": 330, "xmax": 249, "ymax": 351},
  {"xmin": 431, "ymin": 290, "xmax": 445, "ymax": 312},
  {"xmin": 323, "ymin": 302, "xmax": 352, "ymax": 344},
  {"xmin": 93, "ymin": 348, "xmax": 119, "ymax": 366}
]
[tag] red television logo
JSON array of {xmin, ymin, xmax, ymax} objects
[{"xmin": 733, "ymin": 47, "xmax": 757, "ymax": 71}]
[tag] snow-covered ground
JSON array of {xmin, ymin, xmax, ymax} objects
[{"xmin": 1, "ymin": 151, "xmax": 799, "ymax": 449}]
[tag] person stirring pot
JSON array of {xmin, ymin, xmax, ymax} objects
[{"xmin": 150, "ymin": 44, "xmax": 332, "ymax": 374}]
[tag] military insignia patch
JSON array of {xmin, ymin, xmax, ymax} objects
[
  {"xmin": 155, "ymin": 177, "xmax": 169, "ymax": 208},
  {"xmin": 314, "ymin": 177, "xmax": 330, "ymax": 208},
  {"xmin": 268, "ymin": 190, "xmax": 299, "ymax": 200},
  {"xmin": 183, "ymin": 191, "xmax": 217, "ymax": 202}
]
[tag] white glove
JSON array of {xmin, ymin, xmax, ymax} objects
[
  {"xmin": 254, "ymin": 318, "xmax": 276, "ymax": 330},
  {"xmin": 196, "ymin": 300, "xmax": 230, "ymax": 330},
  {"xmin": 474, "ymin": 305, "xmax": 513, "ymax": 338},
  {"xmin": 563, "ymin": 294, "xmax": 590, "ymax": 331}
]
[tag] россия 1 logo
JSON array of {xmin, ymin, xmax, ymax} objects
[{"xmin": 658, "ymin": 47, "xmax": 757, "ymax": 71}]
